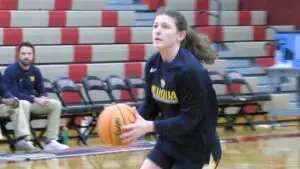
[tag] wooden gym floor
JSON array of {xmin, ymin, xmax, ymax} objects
[{"xmin": 0, "ymin": 125, "xmax": 300, "ymax": 169}]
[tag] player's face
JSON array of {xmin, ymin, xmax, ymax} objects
[
  {"xmin": 152, "ymin": 14, "xmax": 184, "ymax": 49},
  {"xmin": 19, "ymin": 46, "xmax": 34, "ymax": 66}
]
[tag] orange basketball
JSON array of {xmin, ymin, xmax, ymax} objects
[{"xmin": 97, "ymin": 103, "xmax": 137, "ymax": 147}]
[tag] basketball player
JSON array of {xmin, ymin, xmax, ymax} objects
[
  {"xmin": 120, "ymin": 8, "xmax": 222, "ymax": 169},
  {"xmin": 0, "ymin": 71, "xmax": 41, "ymax": 152},
  {"xmin": 3, "ymin": 42, "xmax": 69, "ymax": 151}
]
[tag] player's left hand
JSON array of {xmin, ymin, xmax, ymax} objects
[{"xmin": 120, "ymin": 107, "xmax": 154, "ymax": 144}]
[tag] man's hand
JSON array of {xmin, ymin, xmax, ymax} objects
[
  {"xmin": 2, "ymin": 97, "xmax": 19, "ymax": 108},
  {"xmin": 34, "ymin": 97, "xmax": 49, "ymax": 106}
]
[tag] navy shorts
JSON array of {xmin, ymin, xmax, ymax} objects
[{"xmin": 147, "ymin": 145, "xmax": 204, "ymax": 169}]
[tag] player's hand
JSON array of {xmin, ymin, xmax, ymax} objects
[
  {"xmin": 2, "ymin": 97, "xmax": 19, "ymax": 108},
  {"xmin": 34, "ymin": 97, "xmax": 49, "ymax": 106},
  {"xmin": 120, "ymin": 107, "xmax": 154, "ymax": 144}
]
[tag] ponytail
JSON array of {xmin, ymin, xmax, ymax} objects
[{"xmin": 181, "ymin": 28, "xmax": 218, "ymax": 65}]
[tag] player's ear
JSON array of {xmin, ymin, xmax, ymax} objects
[{"xmin": 177, "ymin": 31, "xmax": 186, "ymax": 42}]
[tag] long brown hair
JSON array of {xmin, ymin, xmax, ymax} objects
[{"xmin": 155, "ymin": 8, "xmax": 218, "ymax": 65}]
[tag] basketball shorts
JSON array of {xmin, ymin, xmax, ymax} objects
[{"xmin": 147, "ymin": 144, "xmax": 204, "ymax": 169}]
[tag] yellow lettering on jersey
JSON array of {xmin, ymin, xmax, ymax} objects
[{"xmin": 151, "ymin": 84, "xmax": 178, "ymax": 104}]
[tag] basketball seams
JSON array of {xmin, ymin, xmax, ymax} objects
[
  {"xmin": 115, "ymin": 104, "xmax": 126, "ymax": 146},
  {"xmin": 121, "ymin": 106, "xmax": 136, "ymax": 119},
  {"xmin": 98, "ymin": 103, "xmax": 137, "ymax": 147},
  {"xmin": 121, "ymin": 107, "xmax": 130, "ymax": 127},
  {"xmin": 115, "ymin": 116, "xmax": 122, "ymax": 146},
  {"xmin": 123, "ymin": 106, "xmax": 136, "ymax": 123},
  {"xmin": 108, "ymin": 110, "xmax": 114, "ymax": 146}
]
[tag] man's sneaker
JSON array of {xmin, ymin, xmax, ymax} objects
[
  {"xmin": 44, "ymin": 140, "xmax": 69, "ymax": 151},
  {"xmin": 15, "ymin": 140, "xmax": 41, "ymax": 153}
]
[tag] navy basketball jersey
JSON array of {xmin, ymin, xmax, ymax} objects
[{"xmin": 139, "ymin": 47, "xmax": 222, "ymax": 165}]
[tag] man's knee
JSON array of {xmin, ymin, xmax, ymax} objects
[
  {"xmin": 1, "ymin": 105, "xmax": 15, "ymax": 114},
  {"xmin": 48, "ymin": 99, "xmax": 62, "ymax": 110},
  {"xmin": 19, "ymin": 100, "xmax": 31, "ymax": 111}
]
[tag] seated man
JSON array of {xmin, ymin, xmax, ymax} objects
[
  {"xmin": 0, "ymin": 71, "xmax": 40, "ymax": 152},
  {"xmin": 4, "ymin": 42, "xmax": 69, "ymax": 151}
]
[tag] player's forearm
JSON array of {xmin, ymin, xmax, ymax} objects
[
  {"xmin": 144, "ymin": 121, "xmax": 155, "ymax": 133},
  {"xmin": 153, "ymin": 115, "xmax": 199, "ymax": 136}
]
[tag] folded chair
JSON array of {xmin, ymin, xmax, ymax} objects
[
  {"xmin": 82, "ymin": 75, "xmax": 111, "ymax": 105},
  {"xmin": 124, "ymin": 75, "xmax": 145, "ymax": 107},
  {"xmin": 105, "ymin": 75, "xmax": 140, "ymax": 107},
  {"xmin": 53, "ymin": 77, "xmax": 100, "ymax": 145},
  {"xmin": 208, "ymin": 71, "xmax": 241, "ymax": 132},
  {"xmin": 81, "ymin": 75, "xmax": 112, "ymax": 137},
  {"xmin": 224, "ymin": 70, "xmax": 271, "ymax": 131},
  {"xmin": 0, "ymin": 117, "xmax": 17, "ymax": 151}
]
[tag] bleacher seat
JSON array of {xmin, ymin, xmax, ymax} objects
[
  {"xmin": 0, "ymin": 0, "xmax": 106, "ymax": 10},
  {"xmin": 142, "ymin": 0, "xmax": 239, "ymax": 11},
  {"xmin": 181, "ymin": 10, "xmax": 266, "ymax": 26},
  {"xmin": 0, "ymin": 25, "xmax": 294, "ymax": 46},
  {"xmin": 196, "ymin": 25, "xmax": 294, "ymax": 42}
]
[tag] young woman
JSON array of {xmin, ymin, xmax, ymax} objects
[{"xmin": 120, "ymin": 8, "xmax": 222, "ymax": 169}]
